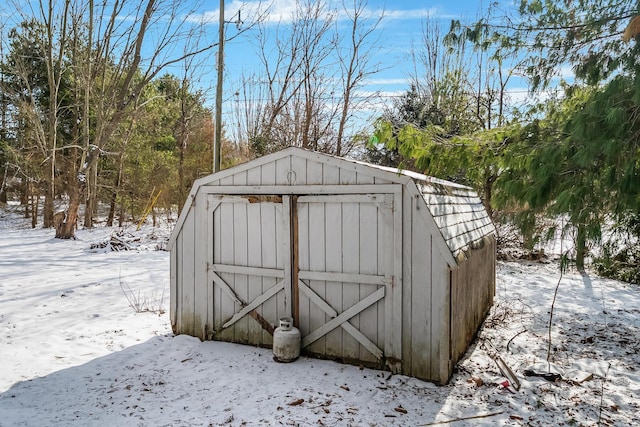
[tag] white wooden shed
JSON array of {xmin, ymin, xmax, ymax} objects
[{"xmin": 168, "ymin": 147, "xmax": 496, "ymax": 384}]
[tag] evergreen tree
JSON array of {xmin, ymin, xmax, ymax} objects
[{"xmin": 472, "ymin": 0, "xmax": 640, "ymax": 269}]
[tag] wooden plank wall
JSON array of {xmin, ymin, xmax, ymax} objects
[
  {"xmin": 193, "ymin": 191, "xmax": 209, "ymax": 340},
  {"xmin": 172, "ymin": 154, "xmax": 398, "ymax": 347},
  {"xmin": 406, "ymin": 204, "xmax": 433, "ymax": 380},
  {"xmin": 401, "ymin": 190, "xmax": 414, "ymax": 377},
  {"xmin": 205, "ymin": 155, "xmax": 393, "ymax": 188},
  {"xmin": 210, "ymin": 200, "xmax": 287, "ymax": 347},
  {"xmin": 296, "ymin": 195, "xmax": 386, "ymax": 364},
  {"xmin": 176, "ymin": 153, "xmax": 490, "ymax": 381},
  {"xmin": 403, "ymin": 189, "xmax": 454, "ymax": 384},
  {"xmin": 403, "ymin": 183, "xmax": 494, "ymax": 384},
  {"xmin": 174, "ymin": 205, "xmax": 196, "ymax": 337},
  {"xmin": 449, "ymin": 236, "xmax": 496, "ymax": 364},
  {"xmin": 170, "ymin": 234, "xmax": 178, "ymax": 330},
  {"xmin": 170, "ymin": 151, "xmax": 497, "ymax": 386},
  {"xmin": 430, "ymin": 251, "xmax": 452, "ymax": 384}
]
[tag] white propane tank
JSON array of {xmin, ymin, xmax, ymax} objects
[{"xmin": 273, "ymin": 317, "xmax": 301, "ymax": 362}]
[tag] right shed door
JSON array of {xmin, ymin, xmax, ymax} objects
[{"xmin": 295, "ymin": 193, "xmax": 402, "ymax": 368}]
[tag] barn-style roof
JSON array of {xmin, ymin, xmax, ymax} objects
[
  {"xmin": 352, "ymin": 160, "xmax": 495, "ymax": 261},
  {"xmin": 170, "ymin": 147, "xmax": 495, "ymax": 263},
  {"xmin": 418, "ymin": 181, "xmax": 495, "ymax": 261}
]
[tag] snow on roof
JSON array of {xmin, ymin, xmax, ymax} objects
[
  {"xmin": 352, "ymin": 158, "xmax": 495, "ymax": 260},
  {"xmin": 351, "ymin": 159, "xmax": 471, "ymax": 189},
  {"xmin": 418, "ymin": 181, "xmax": 495, "ymax": 260}
]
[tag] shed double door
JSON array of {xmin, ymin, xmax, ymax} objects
[{"xmin": 207, "ymin": 190, "xmax": 402, "ymax": 368}]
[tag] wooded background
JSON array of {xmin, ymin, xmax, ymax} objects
[{"xmin": 0, "ymin": 0, "xmax": 639, "ymax": 281}]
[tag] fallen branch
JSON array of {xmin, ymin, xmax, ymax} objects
[
  {"xmin": 494, "ymin": 355, "xmax": 521, "ymax": 391},
  {"xmin": 506, "ymin": 329, "xmax": 527, "ymax": 353},
  {"xmin": 420, "ymin": 411, "xmax": 504, "ymax": 426}
]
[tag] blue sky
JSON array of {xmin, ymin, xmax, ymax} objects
[
  {"xmin": 218, "ymin": 0, "xmax": 488, "ymax": 92},
  {"xmin": 0, "ymin": 0, "xmax": 538, "ymax": 132},
  {"xmin": 187, "ymin": 0, "xmax": 520, "ymax": 122}
]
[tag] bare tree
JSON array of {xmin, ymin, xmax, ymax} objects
[
  {"xmin": 256, "ymin": 1, "xmax": 336, "ymax": 153},
  {"xmin": 2, "ymin": 0, "xmax": 266, "ymax": 236},
  {"xmin": 408, "ymin": 16, "xmax": 478, "ymax": 135},
  {"xmin": 334, "ymin": 0, "xmax": 383, "ymax": 156},
  {"xmin": 56, "ymin": 0, "xmax": 223, "ymax": 238},
  {"xmin": 297, "ymin": 1, "xmax": 336, "ymax": 150},
  {"xmin": 0, "ymin": 19, "xmax": 10, "ymax": 205},
  {"xmin": 1, "ymin": 1, "xmax": 72, "ymax": 228},
  {"xmin": 234, "ymin": 0, "xmax": 333, "ymax": 155},
  {"xmin": 230, "ymin": 0, "xmax": 384, "ymax": 157},
  {"xmin": 42, "ymin": 0, "xmax": 72, "ymax": 228},
  {"xmin": 231, "ymin": 72, "xmax": 268, "ymax": 150},
  {"xmin": 175, "ymin": 34, "xmax": 211, "ymax": 204}
]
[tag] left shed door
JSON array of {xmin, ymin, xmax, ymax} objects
[{"xmin": 206, "ymin": 195, "xmax": 292, "ymax": 346}]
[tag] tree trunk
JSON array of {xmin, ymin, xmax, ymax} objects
[
  {"xmin": 57, "ymin": 147, "xmax": 99, "ymax": 239},
  {"xmin": 106, "ymin": 183, "xmax": 118, "ymax": 227},
  {"xmin": 177, "ymin": 111, "xmax": 188, "ymax": 203},
  {"xmin": 83, "ymin": 179, "xmax": 92, "ymax": 228},
  {"xmin": 576, "ymin": 224, "xmax": 587, "ymax": 271},
  {"xmin": 84, "ymin": 0, "xmax": 94, "ymax": 225},
  {"xmin": 21, "ymin": 179, "xmax": 29, "ymax": 218},
  {"xmin": 178, "ymin": 136, "xmax": 185, "ymax": 202},
  {"xmin": 118, "ymin": 203, "xmax": 124, "ymax": 227},
  {"xmin": 483, "ymin": 169, "xmax": 496, "ymax": 219},
  {"xmin": 42, "ymin": 0, "xmax": 70, "ymax": 230},
  {"xmin": 84, "ymin": 160, "xmax": 98, "ymax": 228},
  {"xmin": 57, "ymin": 185, "xmax": 81, "ymax": 239},
  {"xmin": 43, "ymin": 160, "xmax": 55, "ymax": 228},
  {"xmin": 30, "ymin": 182, "xmax": 38, "ymax": 228},
  {"xmin": 0, "ymin": 166, "xmax": 7, "ymax": 203},
  {"xmin": 107, "ymin": 151, "xmax": 125, "ymax": 227}
]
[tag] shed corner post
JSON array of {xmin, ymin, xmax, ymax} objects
[
  {"xmin": 282, "ymin": 195, "xmax": 297, "ymax": 326},
  {"xmin": 391, "ymin": 187, "xmax": 403, "ymax": 373},
  {"xmin": 193, "ymin": 190, "xmax": 211, "ymax": 341},
  {"xmin": 440, "ymin": 267, "xmax": 454, "ymax": 384},
  {"xmin": 492, "ymin": 236, "xmax": 497, "ymax": 299},
  {"xmin": 170, "ymin": 244, "xmax": 178, "ymax": 333},
  {"xmin": 440, "ymin": 264, "xmax": 460, "ymax": 384}
]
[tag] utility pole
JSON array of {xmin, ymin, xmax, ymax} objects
[{"xmin": 214, "ymin": 0, "xmax": 224, "ymax": 173}]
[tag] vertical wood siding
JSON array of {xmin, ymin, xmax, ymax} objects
[
  {"xmin": 296, "ymin": 195, "xmax": 390, "ymax": 364},
  {"xmin": 400, "ymin": 191, "xmax": 413, "ymax": 375},
  {"xmin": 449, "ymin": 236, "xmax": 496, "ymax": 364},
  {"xmin": 409, "ymin": 212, "xmax": 433, "ymax": 379},
  {"xmin": 204, "ymin": 155, "xmax": 394, "ymax": 189},
  {"xmin": 405, "ymin": 222, "xmax": 451, "ymax": 384},
  {"xmin": 178, "ymin": 206, "xmax": 196, "ymax": 336},
  {"xmin": 169, "ymin": 148, "xmax": 496, "ymax": 385},
  {"xmin": 210, "ymin": 199, "xmax": 287, "ymax": 347}
]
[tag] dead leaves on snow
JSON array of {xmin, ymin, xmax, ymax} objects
[
  {"xmin": 281, "ymin": 382, "xmax": 410, "ymax": 422},
  {"xmin": 287, "ymin": 398, "xmax": 304, "ymax": 406}
]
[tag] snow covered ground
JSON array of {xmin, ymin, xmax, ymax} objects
[{"xmin": 0, "ymin": 204, "xmax": 638, "ymax": 426}]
